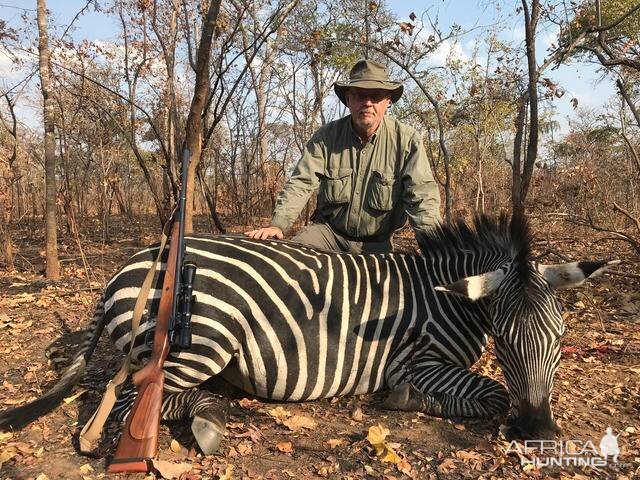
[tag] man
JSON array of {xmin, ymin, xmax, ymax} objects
[{"xmin": 246, "ymin": 59, "xmax": 441, "ymax": 253}]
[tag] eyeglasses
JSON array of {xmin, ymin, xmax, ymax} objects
[{"xmin": 347, "ymin": 89, "xmax": 391, "ymax": 103}]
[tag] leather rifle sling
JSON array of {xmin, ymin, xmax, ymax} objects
[{"xmin": 79, "ymin": 232, "xmax": 168, "ymax": 453}]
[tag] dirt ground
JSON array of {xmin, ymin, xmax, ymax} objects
[{"xmin": 0, "ymin": 215, "xmax": 639, "ymax": 480}]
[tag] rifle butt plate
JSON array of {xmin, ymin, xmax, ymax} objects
[{"xmin": 107, "ymin": 457, "xmax": 152, "ymax": 473}]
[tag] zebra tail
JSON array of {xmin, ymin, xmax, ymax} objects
[{"xmin": 0, "ymin": 297, "xmax": 107, "ymax": 431}]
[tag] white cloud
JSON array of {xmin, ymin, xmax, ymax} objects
[
  {"xmin": 427, "ymin": 39, "xmax": 468, "ymax": 67},
  {"xmin": 540, "ymin": 30, "xmax": 559, "ymax": 50},
  {"xmin": 509, "ymin": 25, "xmax": 526, "ymax": 43},
  {"xmin": 0, "ymin": 46, "xmax": 31, "ymax": 83}
]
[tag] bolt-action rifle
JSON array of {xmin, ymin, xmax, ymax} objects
[{"xmin": 107, "ymin": 148, "xmax": 196, "ymax": 473}]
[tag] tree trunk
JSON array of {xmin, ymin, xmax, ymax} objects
[
  {"xmin": 152, "ymin": 0, "xmax": 180, "ymax": 206},
  {"xmin": 513, "ymin": 0, "xmax": 541, "ymax": 217},
  {"xmin": 37, "ymin": 0, "xmax": 59, "ymax": 279},
  {"xmin": 617, "ymin": 78, "xmax": 640, "ymax": 129},
  {"xmin": 1, "ymin": 94, "xmax": 17, "ymax": 268},
  {"xmin": 474, "ymin": 132, "xmax": 485, "ymax": 212},
  {"xmin": 183, "ymin": 0, "xmax": 223, "ymax": 234},
  {"xmin": 197, "ymin": 166, "xmax": 225, "ymax": 233},
  {"xmin": 512, "ymin": 98, "xmax": 526, "ymax": 215}
]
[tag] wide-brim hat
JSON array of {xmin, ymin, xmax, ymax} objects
[{"xmin": 334, "ymin": 59, "xmax": 403, "ymax": 106}]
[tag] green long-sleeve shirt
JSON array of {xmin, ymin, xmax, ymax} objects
[{"xmin": 271, "ymin": 115, "xmax": 441, "ymax": 239}]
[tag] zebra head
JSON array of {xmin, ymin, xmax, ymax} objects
[{"xmin": 434, "ymin": 220, "xmax": 618, "ymax": 440}]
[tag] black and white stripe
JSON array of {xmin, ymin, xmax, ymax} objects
[
  {"xmin": 100, "ymin": 215, "xmax": 556, "ymax": 419},
  {"xmin": 4, "ymin": 215, "xmax": 612, "ymax": 442}
]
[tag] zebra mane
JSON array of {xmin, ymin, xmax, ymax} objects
[{"xmin": 416, "ymin": 213, "xmax": 533, "ymax": 281}]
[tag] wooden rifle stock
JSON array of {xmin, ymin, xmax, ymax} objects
[{"xmin": 107, "ymin": 222, "xmax": 180, "ymax": 473}]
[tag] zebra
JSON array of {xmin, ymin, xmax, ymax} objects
[{"xmin": 0, "ymin": 215, "xmax": 617, "ymax": 455}]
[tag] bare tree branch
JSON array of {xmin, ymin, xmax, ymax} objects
[{"xmin": 613, "ymin": 202, "xmax": 640, "ymax": 233}]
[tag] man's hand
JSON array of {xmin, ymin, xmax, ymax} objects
[{"xmin": 245, "ymin": 226, "xmax": 284, "ymax": 240}]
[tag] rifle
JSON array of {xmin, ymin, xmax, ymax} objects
[{"xmin": 108, "ymin": 149, "xmax": 196, "ymax": 473}]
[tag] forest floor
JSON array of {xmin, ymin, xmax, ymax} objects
[{"xmin": 0, "ymin": 214, "xmax": 639, "ymax": 480}]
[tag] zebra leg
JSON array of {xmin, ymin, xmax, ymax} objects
[
  {"xmin": 384, "ymin": 363, "xmax": 509, "ymax": 418},
  {"xmin": 162, "ymin": 389, "xmax": 230, "ymax": 455},
  {"xmin": 110, "ymin": 383, "xmax": 229, "ymax": 454}
]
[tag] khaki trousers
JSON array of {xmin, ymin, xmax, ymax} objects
[{"xmin": 291, "ymin": 222, "xmax": 392, "ymax": 254}]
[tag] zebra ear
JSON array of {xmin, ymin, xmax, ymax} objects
[
  {"xmin": 435, "ymin": 269, "xmax": 506, "ymax": 301},
  {"xmin": 537, "ymin": 260, "xmax": 620, "ymax": 289}
]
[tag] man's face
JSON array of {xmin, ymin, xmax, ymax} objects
[{"xmin": 345, "ymin": 87, "xmax": 392, "ymax": 136}]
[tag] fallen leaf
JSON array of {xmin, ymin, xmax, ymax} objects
[
  {"xmin": 238, "ymin": 398, "xmax": 259, "ymax": 409},
  {"xmin": 327, "ymin": 438, "xmax": 344, "ymax": 449},
  {"xmin": 237, "ymin": 443, "xmax": 253, "ymax": 455},
  {"xmin": 79, "ymin": 464, "xmax": 93, "ymax": 474},
  {"xmin": 268, "ymin": 406, "xmax": 292, "ymax": 421},
  {"xmin": 351, "ymin": 406, "xmax": 363, "ymax": 421},
  {"xmin": 170, "ymin": 439, "xmax": 182, "ymax": 453},
  {"xmin": 13, "ymin": 442, "xmax": 33, "ymax": 454},
  {"xmin": 437, "ymin": 458, "xmax": 456, "ymax": 473},
  {"xmin": 233, "ymin": 423, "xmax": 263, "ymax": 443},
  {"xmin": 218, "ymin": 464, "xmax": 234, "ymax": 480},
  {"xmin": 276, "ymin": 441, "xmax": 294, "ymax": 453},
  {"xmin": 367, "ymin": 424, "xmax": 401, "ymax": 464},
  {"xmin": 0, "ymin": 447, "xmax": 19, "ymax": 470},
  {"xmin": 151, "ymin": 459, "xmax": 192, "ymax": 479},
  {"xmin": 282, "ymin": 415, "xmax": 317, "ymax": 431},
  {"xmin": 396, "ymin": 456, "xmax": 412, "ymax": 475},
  {"xmin": 379, "ymin": 447, "xmax": 401, "ymax": 464},
  {"xmin": 367, "ymin": 424, "xmax": 390, "ymax": 446},
  {"xmin": 453, "ymin": 449, "xmax": 483, "ymax": 461}
]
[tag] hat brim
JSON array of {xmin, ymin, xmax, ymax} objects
[{"xmin": 334, "ymin": 80, "xmax": 403, "ymax": 106}]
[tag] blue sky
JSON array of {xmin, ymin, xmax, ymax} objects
[
  {"xmin": 0, "ymin": 0, "xmax": 614, "ymax": 133},
  {"xmin": 387, "ymin": 0, "xmax": 611, "ymax": 129}
]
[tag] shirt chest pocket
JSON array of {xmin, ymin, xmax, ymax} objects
[
  {"xmin": 320, "ymin": 168, "xmax": 352, "ymax": 205},
  {"xmin": 369, "ymin": 170, "xmax": 398, "ymax": 211}
]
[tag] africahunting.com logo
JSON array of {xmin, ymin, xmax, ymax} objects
[{"xmin": 506, "ymin": 427, "xmax": 621, "ymax": 468}]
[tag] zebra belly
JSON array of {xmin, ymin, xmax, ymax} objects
[
  {"xmin": 215, "ymin": 325, "xmax": 397, "ymax": 402},
  {"xmin": 218, "ymin": 358, "xmax": 382, "ymax": 402}
]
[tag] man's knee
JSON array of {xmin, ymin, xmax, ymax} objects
[{"xmin": 291, "ymin": 223, "xmax": 340, "ymax": 251}]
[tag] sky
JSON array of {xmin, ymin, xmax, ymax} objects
[{"xmin": 0, "ymin": 0, "xmax": 615, "ymax": 134}]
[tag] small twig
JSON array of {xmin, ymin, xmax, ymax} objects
[
  {"xmin": 587, "ymin": 385, "xmax": 619, "ymax": 404},
  {"xmin": 531, "ymin": 248, "xmax": 573, "ymax": 262},
  {"xmin": 606, "ymin": 269, "xmax": 640, "ymax": 280},
  {"xmin": 533, "ymin": 237, "xmax": 592, "ymax": 244},
  {"xmin": 613, "ymin": 202, "xmax": 640, "ymax": 233},
  {"xmin": 548, "ymin": 212, "xmax": 640, "ymax": 254},
  {"xmin": 585, "ymin": 295, "xmax": 606, "ymax": 334},
  {"xmin": 18, "ymin": 287, "xmax": 98, "ymax": 297}
]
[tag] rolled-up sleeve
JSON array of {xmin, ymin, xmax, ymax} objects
[
  {"xmin": 402, "ymin": 132, "xmax": 442, "ymax": 233},
  {"xmin": 271, "ymin": 133, "xmax": 325, "ymax": 233}
]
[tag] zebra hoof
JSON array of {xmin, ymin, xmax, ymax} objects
[
  {"xmin": 191, "ymin": 415, "xmax": 226, "ymax": 455},
  {"xmin": 383, "ymin": 383, "xmax": 424, "ymax": 411}
]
